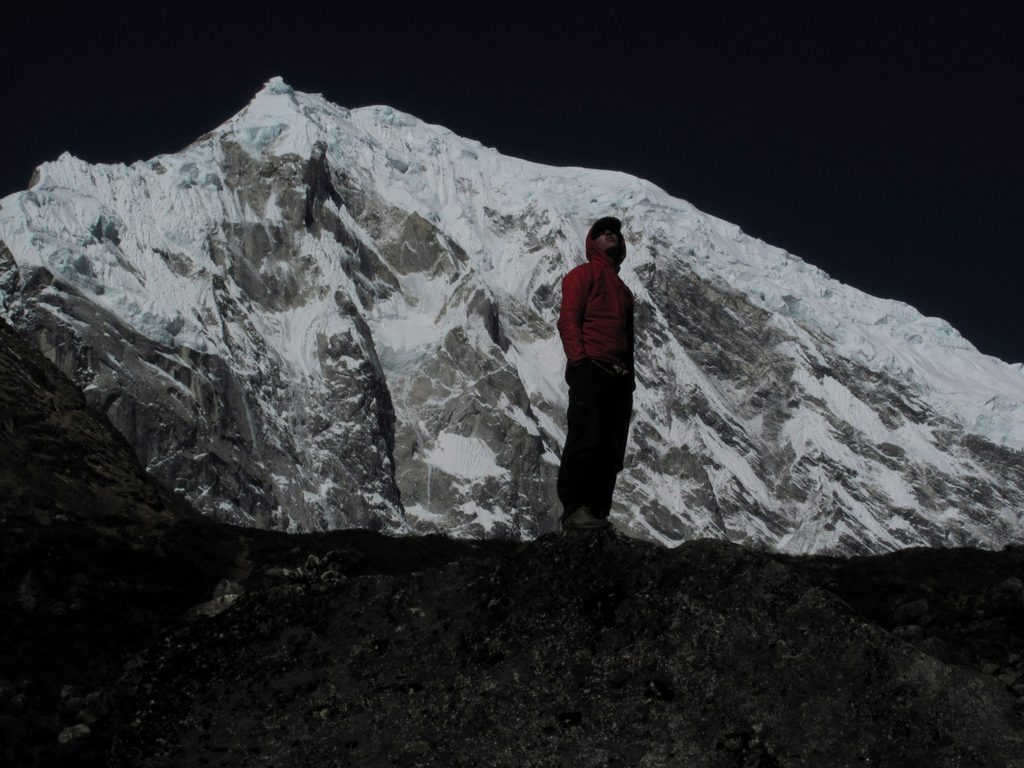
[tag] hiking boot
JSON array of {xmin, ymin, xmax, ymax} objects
[{"xmin": 562, "ymin": 506, "xmax": 610, "ymax": 531}]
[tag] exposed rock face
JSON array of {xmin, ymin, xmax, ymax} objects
[
  {"xmin": 634, "ymin": 261, "xmax": 1024, "ymax": 553},
  {"xmin": 1, "ymin": 143, "xmax": 406, "ymax": 534},
  {"xmin": 0, "ymin": 317, "xmax": 187, "ymax": 529},
  {"xmin": 1, "ymin": 77, "xmax": 1023, "ymax": 552}
]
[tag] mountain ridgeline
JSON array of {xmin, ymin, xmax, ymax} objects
[{"xmin": 1, "ymin": 77, "xmax": 1023, "ymax": 553}]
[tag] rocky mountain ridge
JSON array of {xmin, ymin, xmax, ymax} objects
[{"xmin": 1, "ymin": 77, "xmax": 1022, "ymax": 553}]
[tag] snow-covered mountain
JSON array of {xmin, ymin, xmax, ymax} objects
[{"xmin": 1, "ymin": 77, "xmax": 1022, "ymax": 553}]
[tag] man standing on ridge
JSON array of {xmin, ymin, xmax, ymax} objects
[{"xmin": 556, "ymin": 216, "xmax": 635, "ymax": 531}]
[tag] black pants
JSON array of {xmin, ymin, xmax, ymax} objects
[{"xmin": 556, "ymin": 361, "xmax": 633, "ymax": 519}]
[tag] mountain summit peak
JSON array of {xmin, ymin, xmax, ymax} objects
[
  {"xmin": 260, "ymin": 75, "xmax": 294, "ymax": 96},
  {"xmin": 1, "ymin": 84, "xmax": 1022, "ymax": 552},
  {"xmin": 217, "ymin": 77, "xmax": 330, "ymax": 158}
]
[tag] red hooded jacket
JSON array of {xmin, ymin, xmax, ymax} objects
[{"xmin": 557, "ymin": 229, "xmax": 635, "ymax": 376}]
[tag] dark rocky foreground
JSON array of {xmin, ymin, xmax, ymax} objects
[{"xmin": 3, "ymin": 319, "xmax": 1024, "ymax": 767}]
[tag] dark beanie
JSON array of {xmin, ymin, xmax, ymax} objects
[{"xmin": 588, "ymin": 216, "xmax": 622, "ymax": 240}]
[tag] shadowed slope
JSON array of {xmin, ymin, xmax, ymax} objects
[
  {"xmin": 108, "ymin": 533, "xmax": 1024, "ymax": 767},
  {"xmin": 2, "ymin": 319, "xmax": 1022, "ymax": 767}
]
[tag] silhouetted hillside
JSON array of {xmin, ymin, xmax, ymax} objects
[{"xmin": 2, "ymin": 320, "xmax": 1023, "ymax": 767}]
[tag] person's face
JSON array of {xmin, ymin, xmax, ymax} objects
[{"xmin": 595, "ymin": 230, "xmax": 621, "ymax": 254}]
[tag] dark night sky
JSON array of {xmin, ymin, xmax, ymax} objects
[{"xmin": 4, "ymin": 2, "xmax": 1022, "ymax": 362}]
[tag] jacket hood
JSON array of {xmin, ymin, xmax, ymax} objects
[{"xmin": 585, "ymin": 225, "xmax": 627, "ymax": 269}]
